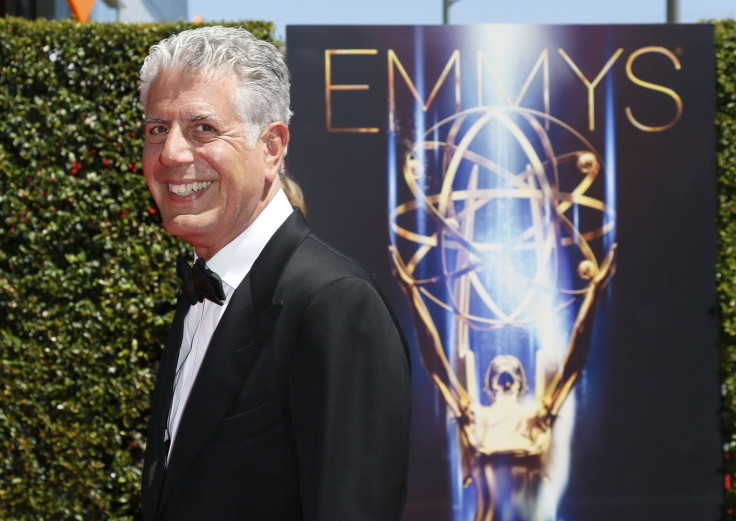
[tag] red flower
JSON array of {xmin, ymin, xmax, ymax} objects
[{"xmin": 148, "ymin": 207, "xmax": 157, "ymax": 215}]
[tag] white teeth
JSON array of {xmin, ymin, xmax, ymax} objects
[{"xmin": 169, "ymin": 181, "xmax": 213, "ymax": 196}]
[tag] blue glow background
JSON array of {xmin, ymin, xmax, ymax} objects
[{"xmin": 288, "ymin": 24, "xmax": 720, "ymax": 520}]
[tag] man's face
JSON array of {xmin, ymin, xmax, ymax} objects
[{"xmin": 142, "ymin": 69, "xmax": 282, "ymax": 258}]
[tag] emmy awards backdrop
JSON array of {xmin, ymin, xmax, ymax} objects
[{"xmin": 287, "ymin": 24, "xmax": 720, "ymax": 521}]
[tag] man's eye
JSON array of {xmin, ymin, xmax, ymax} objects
[
  {"xmin": 147, "ymin": 125, "xmax": 168, "ymax": 137},
  {"xmin": 194, "ymin": 123, "xmax": 216, "ymax": 133}
]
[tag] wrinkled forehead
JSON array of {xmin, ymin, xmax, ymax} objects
[{"xmin": 143, "ymin": 70, "xmax": 242, "ymax": 124}]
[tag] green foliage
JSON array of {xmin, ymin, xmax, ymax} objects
[
  {"xmin": 0, "ymin": 17, "xmax": 276, "ymax": 520},
  {"xmin": 717, "ymin": 18, "xmax": 736, "ymax": 520}
]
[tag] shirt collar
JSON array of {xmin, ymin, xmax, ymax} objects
[{"xmin": 194, "ymin": 189, "xmax": 293, "ymax": 291}]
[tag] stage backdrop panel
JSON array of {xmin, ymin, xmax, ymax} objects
[{"xmin": 287, "ymin": 24, "xmax": 719, "ymax": 521}]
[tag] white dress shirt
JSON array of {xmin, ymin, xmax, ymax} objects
[{"xmin": 166, "ymin": 189, "xmax": 293, "ymax": 460}]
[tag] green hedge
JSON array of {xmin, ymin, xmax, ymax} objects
[
  {"xmin": 716, "ymin": 18, "xmax": 736, "ymax": 519},
  {"xmin": 0, "ymin": 17, "xmax": 276, "ymax": 520}
]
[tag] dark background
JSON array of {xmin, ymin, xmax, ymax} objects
[{"xmin": 287, "ymin": 24, "xmax": 720, "ymax": 520}]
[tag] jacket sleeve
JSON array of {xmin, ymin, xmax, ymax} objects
[{"xmin": 289, "ymin": 275, "xmax": 411, "ymax": 520}]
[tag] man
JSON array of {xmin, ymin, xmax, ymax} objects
[{"xmin": 138, "ymin": 26, "xmax": 411, "ymax": 520}]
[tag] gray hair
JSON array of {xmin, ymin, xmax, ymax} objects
[{"xmin": 139, "ymin": 26, "xmax": 291, "ymax": 145}]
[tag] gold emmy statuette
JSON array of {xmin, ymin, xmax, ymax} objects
[{"xmin": 390, "ymin": 107, "xmax": 617, "ymax": 521}]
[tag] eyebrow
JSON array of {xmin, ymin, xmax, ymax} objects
[
  {"xmin": 143, "ymin": 117, "xmax": 165, "ymax": 126},
  {"xmin": 189, "ymin": 114, "xmax": 217, "ymax": 122},
  {"xmin": 143, "ymin": 114, "xmax": 219, "ymax": 126}
]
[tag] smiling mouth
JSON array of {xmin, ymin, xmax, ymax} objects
[{"xmin": 169, "ymin": 181, "xmax": 213, "ymax": 196}]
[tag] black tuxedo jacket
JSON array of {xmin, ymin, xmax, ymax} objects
[{"xmin": 141, "ymin": 210, "xmax": 411, "ymax": 520}]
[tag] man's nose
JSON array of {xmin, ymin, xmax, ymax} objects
[{"xmin": 159, "ymin": 126, "xmax": 194, "ymax": 166}]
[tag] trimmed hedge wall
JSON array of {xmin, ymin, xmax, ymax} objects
[
  {"xmin": 2, "ymin": 14, "xmax": 736, "ymax": 521},
  {"xmin": 0, "ymin": 17, "xmax": 276, "ymax": 520},
  {"xmin": 716, "ymin": 18, "xmax": 736, "ymax": 520}
]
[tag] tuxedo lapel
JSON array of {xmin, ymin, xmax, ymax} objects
[
  {"xmin": 153, "ymin": 210, "xmax": 312, "ymax": 515},
  {"xmin": 250, "ymin": 210, "xmax": 311, "ymax": 313},
  {"xmin": 160, "ymin": 277, "xmax": 264, "ymax": 499},
  {"xmin": 142, "ymin": 294, "xmax": 188, "ymax": 521}
]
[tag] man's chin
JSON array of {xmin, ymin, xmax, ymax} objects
[{"xmin": 163, "ymin": 215, "xmax": 214, "ymax": 242}]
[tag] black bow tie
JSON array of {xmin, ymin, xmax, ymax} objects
[{"xmin": 177, "ymin": 256, "xmax": 226, "ymax": 306}]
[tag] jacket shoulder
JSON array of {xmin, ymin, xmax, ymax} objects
[{"xmin": 283, "ymin": 234, "xmax": 376, "ymax": 293}]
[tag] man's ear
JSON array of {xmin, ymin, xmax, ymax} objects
[{"xmin": 263, "ymin": 122, "xmax": 289, "ymax": 182}]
